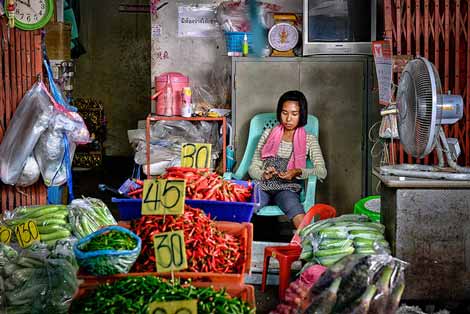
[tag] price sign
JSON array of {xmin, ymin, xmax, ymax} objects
[
  {"xmin": 153, "ymin": 230, "xmax": 188, "ymax": 273},
  {"xmin": 148, "ymin": 300, "xmax": 197, "ymax": 314},
  {"xmin": 142, "ymin": 179, "xmax": 185, "ymax": 216},
  {"xmin": 181, "ymin": 143, "xmax": 212, "ymax": 168},
  {"xmin": 14, "ymin": 220, "xmax": 40, "ymax": 248},
  {"xmin": 0, "ymin": 226, "xmax": 12, "ymax": 244}
]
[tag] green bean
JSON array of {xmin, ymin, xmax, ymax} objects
[{"xmin": 71, "ymin": 276, "xmax": 254, "ymax": 314}]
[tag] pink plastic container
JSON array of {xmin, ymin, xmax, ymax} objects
[{"xmin": 153, "ymin": 72, "xmax": 189, "ymax": 116}]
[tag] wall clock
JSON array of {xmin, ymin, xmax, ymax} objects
[{"xmin": 5, "ymin": 0, "xmax": 54, "ymax": 30}]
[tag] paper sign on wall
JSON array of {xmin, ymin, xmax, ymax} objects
[
  {"xmin": 178, "ymin": 5, "xmax": 220, "ymax": 38},
  {"xmin": 148, "ymin": 299, "xmax": 197, "ymax": 314},
  {"xmin": 372, "ymin": 40, "xmax": 393, "ymax": 106}
]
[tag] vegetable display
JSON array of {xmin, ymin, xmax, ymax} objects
[
  {"xmin": 68, "ymin": 197, "xmax": 117, "ymax": 239},
  {"xmin": 3, "ymin": 205, "xmax": 71, "ymax": 246},
  {"xmin": 81, "ymin": 230, "xmax": 137, "ymax": 252},
  {"xmin": 163, "ymin": 167, "xmax": 252, "ymax": 202},
  {"xmin": 131, "ymin": 205, "xmax": 244, "ymax": 273},
  {"xmin": 0, "ymin": 240, "xmax": 79, "ymax": 314},
  {"xmin": 299, "ymin": 215, "xmax": 390, "ymax": 267},
  {"xmin": 70, "ymin": 276, "xmax": 255, "ymax": 314},
  {"xmin": 74, "ymin": 226, "xmax": 141, "ymax": 276},
  {"xmin": 271, "ymin": 254, "xmax": 407, "ymax": 314}
]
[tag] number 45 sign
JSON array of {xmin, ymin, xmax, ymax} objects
[{"xmin": 142, "ymin": 179, "xmax": 186, "ymax": 216}]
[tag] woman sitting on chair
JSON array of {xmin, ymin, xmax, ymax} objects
[{"xmin": 248, "ymin": 90, "xmax": 327, "ymax": 228}]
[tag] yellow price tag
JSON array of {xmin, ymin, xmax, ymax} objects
[
  {"xmin": 14, "ymin": 220, "xmax": 40, "ymax": 248},
  {"xmin": 0, "ymin": 226, "xmax": 12, "ymax": 245},
  {"xmin": 148, "ymin": 300, "xmax": 197, "ymax": 314},
  {"xmin": 153, "ymin": 230, "xmax": 187, "ymax": 273},
  {"xmin": 181, "ymin": 143, "xmax": 212, "ymax": 168},
  {"xmin": 142, "ymin": 179, "xmax": 185, "ymax": 216}
]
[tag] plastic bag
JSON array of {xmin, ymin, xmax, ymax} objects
[
  {"xmin": 0, "ymin": 82, "xmax": 54, "ymax": 185},
  {"xmin": 67, "ymin": 197, "xmax": 117, "ymax": 239},
  {"xmin": 74, "ymin": 226, "xmax": 141, "ymax": 276},
  {"xmin": 34, "ymin": 120, "xmax": 76, "ymax": 187},
  {"xmin": 298, "ymin": 215, "xmax": 390, "ymax": 267},
  {"xmin": 216, "ymin": 1, "xmax": 269, "ymax": 32},
  {"xmin": 132, "ymin": 120, "xmax": 221, "ymax": 170},
  {"xmin": 271, "ymin": 254, "xmax": 407, "ymax": 314},
  {"xmin": 1, "ymin": 240, "xmax": 79, "ymax": 314},
  {"xmin": 16, "ymin": 155, "xmax": 41, "ymax": 187},
  {"xmin": 3, "ymin": 204, "xmax": 71, "ymax": 247}
]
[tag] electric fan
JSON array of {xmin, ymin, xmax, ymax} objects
[{"xmin": 380, "ymin": 57, "xmax": 470, "ymax": 180}]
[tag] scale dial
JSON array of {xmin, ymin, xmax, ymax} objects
[{"xmin": 268, "ymin": 22, "xmax": 299, "ymax": 52}]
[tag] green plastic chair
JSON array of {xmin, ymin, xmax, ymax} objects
[{"xmin": 224, "ymin": 113, "xmax": 319, "ymax": 216}]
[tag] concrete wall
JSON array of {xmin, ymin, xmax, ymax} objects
[
  {"xmin": 75, "ymin": 0, "xmax": 151, "ymax": 156},
  {"xmin": 150, "ymin": 0, "xmax": 302, "ymax": 107}
]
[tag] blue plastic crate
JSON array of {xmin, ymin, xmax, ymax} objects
[
  {"xmin": 225, "ymin": 32, "xmax": 253, "ymax": 54},
  {"xmin": 112, "ymin": 180, "xmax": 260, "ymax": 222}
]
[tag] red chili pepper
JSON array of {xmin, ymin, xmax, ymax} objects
[{"xmin": 128, "ymin": 188, "xmax": 143, "ymax": 196}]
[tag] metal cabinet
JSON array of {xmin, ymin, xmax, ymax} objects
[{"xmin": 231, "ymin": 56, "xmax": 378, "ymax": 213}]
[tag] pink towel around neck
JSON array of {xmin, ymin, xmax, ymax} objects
[{"xmin": 261, "ymin": 125, "xmax": 307, "ymax": 170}]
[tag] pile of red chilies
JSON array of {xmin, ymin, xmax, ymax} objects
[
  {"xmin": 131, "ymin": 205, "xmax": 244, "ymax": 273},
  {"xmin": 162, "ymin": 167, "xmax": 252, "ymax": 202}
]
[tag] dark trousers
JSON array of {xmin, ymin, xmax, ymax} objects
[{"xmin": 258, "ymin": 189, "xmax": 304, "ymax": 219}]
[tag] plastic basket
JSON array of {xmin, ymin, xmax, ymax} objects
[
  {"xmin": 76, "ymin": 280, "xmax": 256, "ymax": 309},
  {"xmin": 74, "ymin": 225, "xmax": 142, "ymax": 276},
  {"xmin": 354, "ymin": 195, "xmax": 381, "ymax": 222},
  {"xmin": 112, "ymin": 180, "xmax": 260, "ymax": 222},
  {"xmin": 79, "ymin": 221, "xmax": 253, "ymax": 285},
  {"xmin": 225, "ymin": 32, "xmax": 252, "ymax": 54}
]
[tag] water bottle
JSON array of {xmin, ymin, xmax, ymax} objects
[{"xmin": 181, "ymin": 87, "xmax": 192, "ymax": 117}]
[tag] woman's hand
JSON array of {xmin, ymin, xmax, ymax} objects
[
  {"xmin": 263, "ymin": 166, "xmax": 278, "ymax": 180},
  {"xmin": 278, "ymin": 168, "xmax": 302, "ymax": 181}
]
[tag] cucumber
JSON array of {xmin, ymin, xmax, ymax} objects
[
  {"xmin": 314, "ymin": 245, "xmax": 354, "ymax": 258},
  {"xmin": 353, "ymin": 238, "xmax": 389, "ymax": 248},
  {"xmin": 36, "ymin": 219, "xmax": 68, "ymax": 227},
  {"xmin": 299, "ymin": 220, "xmax": 333, "ymax": 238},
  {"xmin": 349, "ymin": 230, "xmax": 384, "ymax": 240},
  {"xmin": 319, "ymin": 239, "xmax": 354, "ymax": 250},
  {"xmin": 34, "ymin": 212, "xmax": 68, "ymax": 221},
  {"xmin": 39, "ymin": 230, "xmax": 71, "ymax": 241},
  {"xmin": 38, "ymin": 225, "xmax": 70, "ymax": 234},
  {"xmin": 318, "ymin": 228, "xmax": 349, "ymax": 239},
  {"xmin": 316, "ymin": 252, "xmax": 352, "ymax": 266},
  {"xmin": 22, "ymin": 205, "xmax": 67, "ymax": 219}
]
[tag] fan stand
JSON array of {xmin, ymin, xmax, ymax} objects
[{"xmin": 380, "ymin": 126, "xmax": 470, "ymax": 180}]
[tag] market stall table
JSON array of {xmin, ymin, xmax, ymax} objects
[{"xmin": 374, "ymin": 169, "xmax": 470, "ymax": 300}]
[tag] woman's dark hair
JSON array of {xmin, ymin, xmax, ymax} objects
[{"xmin": 276, "ymin": 90, "xmax": 308, "ymax": 127}]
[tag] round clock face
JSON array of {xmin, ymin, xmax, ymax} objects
[
  {"xmin": 268, "ymin": 23, "xmax": 299, "ymax": 52},
  {"xmin": 10, "ymin": 0, "xmax": 54, "ymax": 30}
]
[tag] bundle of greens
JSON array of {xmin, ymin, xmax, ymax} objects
[
  {"xmin": 0, "ymin": 240, "xmax": 79, "ymax": 314},
  {"xmin": 68, "ymin": 197, "xmax": 117, "ymax": 239},
  {"xmin": 299, "ymin": 215, "xmax": 391, "ymax": 267}
]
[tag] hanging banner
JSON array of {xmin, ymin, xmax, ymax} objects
[
  {"xmin": 178, "ymin": 5, "xmax": 220, "ymax": 38},
  {"xmin": 372, "ymin": 40, "xmax": 393, "ymax": 106}
]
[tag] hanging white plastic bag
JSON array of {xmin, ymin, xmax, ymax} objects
[
  {"xmin": 16, "ymin": 155, "xmax": 41, "ymax": 187},
  {"xmin": 0, "ymin": 82, "xmax": 54, "ymax": 185},
  {"xmin": 34, "ymin": 109, "xmax": 84, "ymax": 186}
]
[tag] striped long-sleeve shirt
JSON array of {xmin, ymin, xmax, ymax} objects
[{"xmin": 248, "ymin": 128, "xmax": 327, "ymax": 181}]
